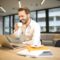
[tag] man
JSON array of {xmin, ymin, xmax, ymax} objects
[{"xmin": 14, "ymin": 7, "xmax": 41, "ymax": 47}]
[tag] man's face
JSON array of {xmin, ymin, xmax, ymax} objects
[{"xmin": 18, "ymin": 10, "xmax": 29, "ymax": 24}]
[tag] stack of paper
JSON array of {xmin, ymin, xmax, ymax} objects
[{"xmin": 17, "ymin": 45, "xmax": 53, "ymax": 57}]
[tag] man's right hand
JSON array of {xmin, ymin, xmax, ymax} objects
[{"xmin": 14, "ymin": 23, "xmax": 19, "ymax": 31}]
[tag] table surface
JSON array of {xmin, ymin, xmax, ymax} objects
[
  {"xmin": 0, "ymin": 44, "xmax": 60, "ymax": 60},
  {"xmin": 0, "ymin": 35, "xmax": 60, "ymax": 60}
]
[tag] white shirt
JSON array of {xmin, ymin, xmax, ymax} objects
[{"xmin": 14, "ymin": 19, "xmax": 41, "ymax": 47}]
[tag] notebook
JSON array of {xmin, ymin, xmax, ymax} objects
[{"xmin": 0, "ymin": 35, "xmax": 20, "ymax": 49}]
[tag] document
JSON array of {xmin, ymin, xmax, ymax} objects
[{"xmin": 17, "ymin": 45, "xmax": 53, "ymax": 57}]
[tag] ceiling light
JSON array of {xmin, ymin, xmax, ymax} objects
[
  {"xmin": 41, "ymin": 0, "xmax": 45, "ymax": 5},
  {"xmin": 18, "ymin": 0, "xmax": 21, "ymax": 8},
  {"xmin": 0, "ymin": 6, "xmax": 6, "ymax": 13}
]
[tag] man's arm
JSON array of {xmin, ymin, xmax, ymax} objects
[
  {"xmin": 32, "ymin": 23, "xmax": 41, "ymax": 46},
  {"xmin": 14, "ymin": 23, "xmax": 19, "ymax": 32},
  {"xmin": 13, "ymin": 23, "xmax": 22, "ymax": 37}
]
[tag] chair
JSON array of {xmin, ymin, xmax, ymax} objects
[{"xmin": 55, "ymin": 40, "xmax": 60, "ymax": 47}]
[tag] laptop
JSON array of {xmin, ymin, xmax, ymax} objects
[{"xmin": 0, "ymin": 35, "xmax": 20, "ymax": 49}]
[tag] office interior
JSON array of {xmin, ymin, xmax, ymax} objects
[
  {"xmin": 0, "ymin": 0, "xmax": 60, "ymax": 60},
  {"xmin": 0, "ymin": 0, "xmax": 60, "ymax": 46}
]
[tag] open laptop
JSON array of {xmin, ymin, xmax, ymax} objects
[{"xmin": 0, "ymin": 35, "xmax": 20, "ymax": 49}]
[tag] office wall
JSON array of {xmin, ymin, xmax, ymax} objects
[{"xmin": 0, "ymin": 16, "xmax": 3, "ymax": 34}]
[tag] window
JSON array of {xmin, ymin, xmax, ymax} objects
[
  {"xmin": 30, "ymin": 11, "xmax": 36, "ymax": 21},
  {"xmin": 4, "ymin": 16, "xmax": 10, "ymax": 34},
  {"xmin": 10, "ymin": 16, "xmax": 13, "ymax": 33},
  {"xmin": 37, "ymin": 11, "xmax": 46, "ymax": 32},
  {"xmin": 56, "ymin": 26, "xmax": 60, "ymax": 32},
  {"xmin": 0, "ymin": 16, "xmax": 3, "ymax": 34},
  {"xmin": 14, "ymin": 15, "xmax": 19, "ymax": 24},
  {"xmin": 49, "ymin": 26, "xmax": 54, "ymax": 32},
  {"xmin": 3, "ymin": 15, "xmax": 14, "ymax": 34},
  {"xmin": 49, "ymin": 8, "xmax": 60, "ymax": 32},
  {"xmin": 56, "ymin": 16, "xmax": 60, "ymax": 21},
  {"xmin": 38, "ymin": 18, "xmax": 45, "ymax": 22},
  {"xmin": 49, "ymin": 17, "xmax": 53, "ymax": 21},
  {"xmin": 41, "ymin": 26, "xmax": 46, "ymax": 32}
]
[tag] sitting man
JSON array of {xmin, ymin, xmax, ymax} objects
[{"xmin": 13, "ymin": 7, "xmax": 41, "ymax": 47}]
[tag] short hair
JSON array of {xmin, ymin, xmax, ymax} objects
[{"xmin": 18, "ymin": 7, "xmax": 30, "ymax": 14}]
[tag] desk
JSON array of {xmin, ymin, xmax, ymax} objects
[{"xmin": 0, "ymin": 46, "xmax": 60, "ymax": 60}]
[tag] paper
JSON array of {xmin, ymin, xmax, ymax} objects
[
  {"xmin": 17, "ymin": 49, "xmax": 29, "ymax": 56},
  {"xmin": 17, "ymin": 46, "xmax": 53, "ymax": 57}
]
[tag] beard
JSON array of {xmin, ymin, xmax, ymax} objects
[{"xmin": 21, "ymin": 17, "xmax": 28, "ymax": 24}]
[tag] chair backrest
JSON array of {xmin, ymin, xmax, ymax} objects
[{"xmin": 55, "ymin": 40, "xmax": 60, "ymax": 47}]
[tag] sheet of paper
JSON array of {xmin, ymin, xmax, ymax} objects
[{"xmin": 17, "ymin": 49, "xmax": 53, "ymax": 57}]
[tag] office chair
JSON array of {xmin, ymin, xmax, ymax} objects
[{"xmin": 55, "ymin": 40, "xmax": 60, "ymax": 47}]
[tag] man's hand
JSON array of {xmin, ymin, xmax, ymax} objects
[{"xmin": 14, "ymin": 23, "xmax": 19, "ymax": 31}]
